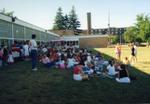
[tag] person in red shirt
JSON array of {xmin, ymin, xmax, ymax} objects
[
  {"xmin": 115, "ymin": 43, "xmax": 121, "ymax": 60},
  {"xmin": 73, "ymin": 65, "xmax": 89, "ymax": 81}
]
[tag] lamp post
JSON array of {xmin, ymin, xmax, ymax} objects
[
  {"xmin": 108, "ymin": 9, "xmax": 111, "ymax": 46},
  {"xmin": 119, "ymin": 30, "xmax": 122, "ymax": 44}
]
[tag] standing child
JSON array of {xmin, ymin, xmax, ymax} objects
[
  {"xmin": 23, "ymin": 41, "xmax": 29, "ymax": 61},
  {"xmin": 115, "ymin": 43, "xmax": 121, "ymax": 60},
  {"xmin": 0, "ymin": 48, "xmax": 2, "ymax": 67},
  {"xmin": 7, "ymin": 50, "xmax": 14, "ymax": 64},
  {"xmin": 2, "ymin": 46, "xmax": 8, "ymax": 66}
]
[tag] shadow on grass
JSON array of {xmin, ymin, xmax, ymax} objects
[
  {"xmin": 100, "ymin": 50, "xmax": 150, "ymax": 101},
  {"xmin": 0, "ymin": 55, "xmax": 150, "ymax": 104}
]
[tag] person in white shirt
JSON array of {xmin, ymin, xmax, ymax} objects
[
  {"xmin": 107, "ymin": 60, "xmax": 118, "ymax": 76},
  {"xmin": 23, "ymin": 41, "xmax": 29, "ymax": 60},
  {"xmin": 42, "ymin": 46, "xmax": 48, "ymax": 54},
  {"xmin": 29, "ymin": 34, "xmax": 38, "ymax": 71},
  {"xmin": 67, "ymin": 55, "xmax": 77, "ymax": 69}
]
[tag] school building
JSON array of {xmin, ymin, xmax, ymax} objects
[
  {"xmin": 60, "ymin": 35, "xmax": 109, "ymax": 48},
  {"xmin": 0, "ymin": 13, "xmax": 60, "ymax": 47},
  {"xmin": 0, "ymin": 13, "xmax": 109, "ymax": 48}
]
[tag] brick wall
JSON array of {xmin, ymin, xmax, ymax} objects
[
  {"xmin": 79, "ymin": 36, "xmax": 108, "ymax": 48},
  {"xmin": 49, "ymin": 30, "xmax": 89, "ymax": 36}
]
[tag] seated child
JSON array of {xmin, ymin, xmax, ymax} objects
[
  {"xmin": 116, "ymin": 64, "xmax": 131, "ymax": 83},
  {"xmin": 59, "ymin": 59, "xmax": 66, "ymax": 69},
  {"xmin": 73, "ymin": 65, "xmax": 89, "ymax": 81},
  {"xmin": 42, "ymin": 54, "xmax": 52, "ymax": 68},
  {"xmin": 107, "ymin": 60, "xmax": 118, "ymax": 76},
  {"xmin": 67, "ymin": 55, "xmax": 77, "ymax": 69},
  {"xmin": 123, "ymin": 57, "xmax": 130, "ymax": 69},
  {"xmin": 83, "ymin": 61, "xmax": 94, "ymax": 75},
  {"xmin": 123, "ymin": 57, "xmax": 130, "ymax": 65}
]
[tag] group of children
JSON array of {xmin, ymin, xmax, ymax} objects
[
  {"xmin": 39, "ymin": 45, "xmax": 131, "ymax": 83},
  {"xmin": 0, "ymin": 41, "xmax": 30, "ymax": 67},
  {"xmin": 0, "ymin": 41, "xmax": 131, "ymax": 83},
  {"xmin": 0, "ymin": 46, "xmax": 14, "ymax": 66}
]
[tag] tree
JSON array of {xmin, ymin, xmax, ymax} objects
[
  {"xmin": 124, "ymin": 27, "xmax": 137, "ymax": 43},
  {"xmin": 53, "ymin": 7, "xmax": 65, "ymax": 30},
  {"xmin": 68, "ymin": 6, "xmax": 80, "ymax": 35},
  {"xmin": 135, "ymin": 14, "xmax": 150, "ymax": 41},
  {"xmin": 110, "ymin": 35, "xmax": 119, "ymax": 44},
  {"xmin": 135, "ymin": 37, "xmax": 142, "ymax": 45},
  {"xmin": 123, "ymin": 14, "xmax": 150, "ymax": 44},
  {"xmin": 63, "ymin": 14, "xmax": 69, "ymax": 30}
]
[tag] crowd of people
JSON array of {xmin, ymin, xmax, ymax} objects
[
  {"xmin": 37, "ymin": 42, "xmax": 131, "ymax": 83},
  {"xmin": 0, "ymin": 35, "xmax": 136, "ymax": 84}
]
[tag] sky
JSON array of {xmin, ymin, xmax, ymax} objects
[{"xmin": 0, "ymin": 0, "xmax": 150, "ymax": 30}]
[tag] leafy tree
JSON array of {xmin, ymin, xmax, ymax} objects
[
  {"xmin": 135, "ymin": 37, "xmax": 142, "ymax": 45},
  {"xmin": 147, "ymin": 37, "xmax": 150, "ymax": 47},
  {"xmin": 111, "ymin": 35, "xmax": 119, "ymax": 44},
  {"xmin": 53, "ymin": 7, "xmax": 65, "ymax": 30},
  {"xmin": 68, "ymin": 6, "xmax": 80, "ymax": 35},
  {"xmin": 124, "ymin": 27, "xmax": 137, "ymax": 43},
  {"xmin": 124, "ymin": 14, "xmax": 150, "ymax": 43},
  {"xmin": 135, "ymin": 14, "xmax": 150, "ymax": 41}
]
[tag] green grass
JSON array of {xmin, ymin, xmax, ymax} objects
[
  {"xmin": 0, "ymin": 47, "xmax": 150, "ymax": 104},
  {"xmin": 95, "ymin": 46, "xmax": 150, "ymax": 74}
]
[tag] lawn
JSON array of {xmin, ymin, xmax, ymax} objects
[
  {"xmin": 0, "ymin": 47, "xmax": 150, "ymax": 104},
  {"xmin": 95, "ymin": 46, "xmax": 150, "ymax": 74}
]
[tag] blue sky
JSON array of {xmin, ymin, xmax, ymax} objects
[{"xmin": 0, "ymin": 0, "xmax": 150, "ymax": 29}]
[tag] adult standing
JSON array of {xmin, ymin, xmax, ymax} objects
[
  {"xmin": 133, "ymin": 44, "xmax": 137, "ymax": 62},
  {"xmin": 130, "ymin": 44, "xmax": 137, "ymax": 64},
  {"xmin": 29, "ymin": 34, "xmax": 38, "ymax": 71}
]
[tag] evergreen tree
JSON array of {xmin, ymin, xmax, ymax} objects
[
  {"xmin": 63, "ymin": 14, "xmax": 69, "ymax": 30},
  {"xmin": 68, "ymin": 6, "xmax": 80, "ymax": 35},
  {"xmin": 53, "ymin": 7, "xmax": 65, "ymax": 30}
]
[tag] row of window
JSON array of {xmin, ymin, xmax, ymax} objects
[
  {"xmin": 91, "ymin": 28, "xmax": 126, "ymax": 35},
  {"xmin": 0, "ymin": 19, "xmax": 59, "ymax": 41}
]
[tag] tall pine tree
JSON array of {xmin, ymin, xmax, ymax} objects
[
  {"xmin": 63, "ymin": 14, "xmax": 69, "ymax": 30},
  {"xmin": 68, "ymin": 6, "xmax": 80, "ymax": 35},
  {"xmin": 53, "ymin": 7, "xmax": 65, "ymax": 30}
]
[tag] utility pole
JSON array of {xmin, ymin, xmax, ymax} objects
[{"xmin": 108, "ymin": 9, "xmax": 111, "ymax": 46}]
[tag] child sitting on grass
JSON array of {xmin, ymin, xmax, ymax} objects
[
  {"xmin": 73, "ymin": 65, "xmax": 89, "ymax": 81},
  {"xmin": 123, "ymin": 57, "xmax": 130, "ymax": 65},
  {"xmin": 41, "ymin": 54, "xmax": 52, "ymax": 68},
  {"xmin": 123, "ymin": 57, "xmax": 130, "ymax": 70},
  {"xmin": 107, "ymin": 60, "xmax": 118, "ymax": 76},
  {"xmin": 116, "ymin": 64, "xmax": 131, "ymax": 83}
]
